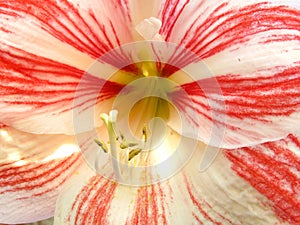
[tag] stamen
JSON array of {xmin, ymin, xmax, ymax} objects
[
  {"xmin": 99, "ymin": 110, "xmax": 121, "ymax": 181},
  {"xmin": 94, "ymin": 139, "xmax": 108, "ymax": 153},
  {"xmin": 142, "ymin": 125, "xmax": 148, "ymax": 144},
  {"xmin": 119, "ymin": 131, "xmax": 125, "ymax": 141},
  {"xmin": 128, "ymin": 148, "xmax": 142, "ymax": 161}
]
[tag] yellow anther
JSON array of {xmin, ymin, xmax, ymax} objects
[
  {"xmin": 142, "ymin": 125, "xmax": 148, "ymax": 143},
  {"xmin": 94, "ymin": 139, "xmax": 109, "ymax": 153},
  {"xmin": 128, "ymin": 148, "xmax": 142, "ymax": 161}
]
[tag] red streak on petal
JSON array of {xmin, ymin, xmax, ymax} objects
[
  {"xmin": 289, "ymin": 134, "xmax": 300, "ymax": 149},
  {"xmin": 261, "ymin": 34, "xmax": 300, "ymax": 44},
  {"xmin": 225, "ymin": 135, "xmax": 300, "ymax": 225},
  {"xmin": 0, "ymin": 123, "xmax": 7, "ymax": 129},
  {"xmin": 69, "ymin": 176, "xmax": 117, "ymax": 225},
  {"xmin": 192, "ymin": 213, "xmax": 204, "ymax": 225}
]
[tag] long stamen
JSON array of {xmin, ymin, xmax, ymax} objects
[{"xmin": 100, "ymin": 110, "xmax": 123, "ymax": 181}]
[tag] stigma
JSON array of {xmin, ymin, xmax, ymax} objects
[{"xmin": 135, "ymin": 17, "xmax": 163, "ymax": 40}]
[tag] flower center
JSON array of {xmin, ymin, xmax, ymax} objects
[
  {"xmin": 95, "ymin": 108, "xmax": 175, "ymax": 183},
  {"xmin": 129, "ymin": 96, "xmax": 170, "ymax": 131},
  {"xmin": 93, "ymin": 59, "xmax": 185, "ymax": 183},
  {"xmin": 74, "ymin": 40, "xmax": 202, "ymax": 186}
]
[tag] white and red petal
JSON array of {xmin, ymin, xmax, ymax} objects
[
  {"xmin": 168, "ymin": 62, "xmax": 300, "ymax": 148},
  {"xmin": 158, "ymin": 1, "xmax": 299, "ymax": 59},
  {"xmin": 54, "ymin": 139, "xmax": 287, "ymax": 225},
  {"xmin": 0, "ymin": 0, "xmax": 133, "ymax": 134},
  {"xmin": 0, "ymin": 47, "xmax": 124, "ymax": 134},
  {"xmin": 163, "ymin": 1, "xmax": 300, "ymax": 148},
  {"xmin": 0, "ymin": 0, "xmax": 133, "ymax": 61},
  {"xmin": 226, "ymin": 134, "xmax": 300, "ymax": 225},
  {"xmin": 0, "ymin": 124, "xmax": 84, "ymax": 224}
]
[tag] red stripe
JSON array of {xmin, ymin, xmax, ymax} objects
[
  {"xmin": 225, "ymin": 135, "xmax": 300, "ymax": 225},
  {"xmin": 289, "ymin": 134, "xmax": 300, "ymax": 149},
  {"xmin": 0, "ymin": 123, "xmax": 8, "ymax": 129},
  {"xmin": 92, "ymin": 180, "xmax": 117, "ymax": 225},
  {"xmin": 192, "ymin": 213, "xmax": 204, "ymax": 225},
  {"xmin": 128, "ymin": 187, "xmax": 152, "ymax": 225}
]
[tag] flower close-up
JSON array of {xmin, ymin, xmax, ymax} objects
[{"xmin": 0, "ymin": 0, "xmax": 300, "ymax": 224}]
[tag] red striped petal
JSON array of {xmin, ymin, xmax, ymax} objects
[
  {"xmin": 0, "ymin": 125, "xmax": 84, "ymax": 224},
  {"xmin": 0, "ymin": 0, "xmax": 133, "ymax": 60},
  {"xmin": 54, "ymin": 141, "xmax": 286, "ymax": 224},
  {"xmin": 0, "ymin": 0, "xmax": 135, "ymax": 134},
  {"xmin": 0, "ymin": 47, "xmax": 124, "ymax": 134},
  {"xmin": 158, "ymin": 1, "xmax": 299, "ymax": 59},
  {"xmin": 156, "ymin": 1, "xmax": 300, "ymax": 73},
  {"xmin": 226, "ymin": 134, "xmax": 300, "ymax": 225},
  {"xmin": 163, "ymin": 1, "xmax": 300, "ymax": 148},
  {"xmin": 168, "ymin": 63, "xmax": 300, "ymax": 148}
]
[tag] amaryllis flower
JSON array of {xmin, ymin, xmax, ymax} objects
[{"xmin": 0, "ymin": 0, "xmax": 300, "ymax": 224}]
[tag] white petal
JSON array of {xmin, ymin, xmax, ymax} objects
[{"xmin": 0, "ymin": 125, "xmax": 84, "ymax": 224}]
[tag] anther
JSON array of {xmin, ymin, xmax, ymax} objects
[
  {"xmin": 94, "ymin": 139, "xmax": 109, "ymax": 153},
  {"xmin": 128, "ymin": 148, "xmax": 142, "ymax": 161}
]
